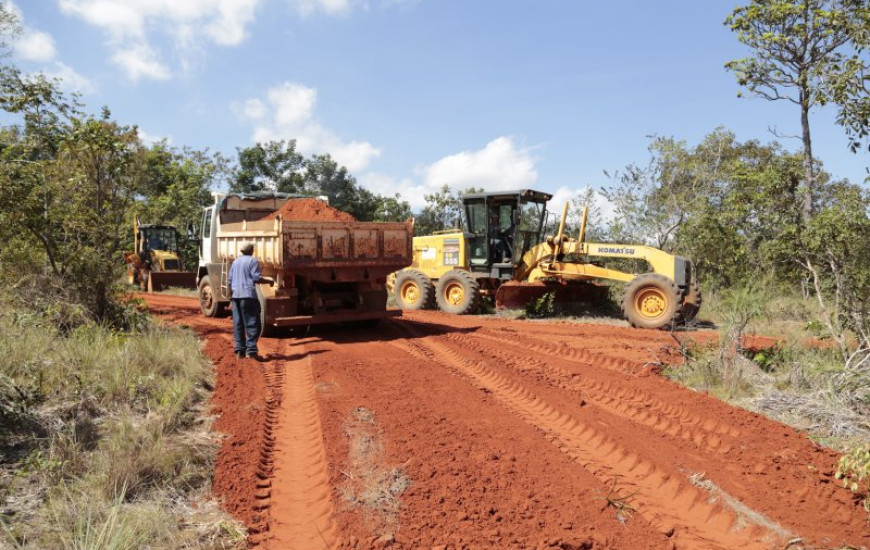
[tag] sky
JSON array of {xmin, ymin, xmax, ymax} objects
[{"xmin": 7, "ymin": 0, "xmax": 870, "ymax": 212}]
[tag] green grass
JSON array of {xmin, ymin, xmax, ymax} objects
[{"xmin": 0, "ymin": 296, "xmax": 244, "ymax": 549}]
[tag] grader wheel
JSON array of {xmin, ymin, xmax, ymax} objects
[
  {"xmin": 394, "ymin": 269, "xmax": 434, "ymax": 311},
  {"xmin": 435, "ymin": 269, "xmax": 480, "ymax": 315},
  {"xmin": 622, "ymin": 273, "xmax": 681, "ymax": 330},
  {"xmin": 679, "ymin": 281, "xmax": 702, "ymax": 322}
]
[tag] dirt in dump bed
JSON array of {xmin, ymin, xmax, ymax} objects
[{"xmin": 265, "ymin": 197, "xmax": 357, "ymax": 222}]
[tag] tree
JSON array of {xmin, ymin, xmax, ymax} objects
[
  {"xmin": 802, "ymin": 181, "xmax": 870, "ymax": 357},
  {"xmin": 231, "ymin": 139, "xmax": 304, "ymax": 193},
  {"xmin": 604, "ymin": 129, "xmax": 814, "ymax": 289},
  {"xmin": 135, "ymin": 143, "xmax": 226, "ymax": 268},
  {"xmin": 725, "ymin": 0, "xmax": 870, "ymax": 223},
  {"xmin": 54, "ymin": 112, "xmax": 146, "ymax": 321},
  {"xmin": 415, "ymin": 185, "xmax": 483, "ymax": 236}
]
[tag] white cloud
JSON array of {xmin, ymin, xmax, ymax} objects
[
  {"xmin": 357, "ymin": 138, "xmax": 539, "ymax": 211},
  {"xmin": 236, "ymin": 82, "xmax": 382, "ymax": 172},
  {"xmin": 43, "ymin": 61, "xmax": 97, "ymax": 94},
  {"xmin": 110, "ymin": 43, "xmax": 171, "ymax": 81},
  {"xmin": 138, "ymin": 128, "xmax": 173, "ymax": 146},
  {"xmin": 288, "ymin": 0, "xmax": 358, "ymax": 17},
  {"xmin": 421, "ymin": 137, "xmax": 538, "ymax": 191},
  {"xmin": 58, "ymin": 0, "xmax": 262, "ymax": 81},
  {"xmin": 6, "ymin": 1, "xmax": 96, "ymax": 94},
  {"xmin": 15, "ymin": 29, "xmax": 56, "ymax": 62}
]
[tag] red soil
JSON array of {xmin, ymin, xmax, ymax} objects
[
  {"xmin": 266, "ymin": 197, "xmax": 357, "ymax": 222},
  {"xmin": 141, "ymin": 294, "xmax": 870, "ymax": 550}
]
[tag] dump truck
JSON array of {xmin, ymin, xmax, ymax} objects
[
  {"xmin": 391, "ymin": 189, "xmax": 701, "ymax": 330},
  {"xmin": 125, "ymin": 217, "xmax": 197, "ymax": 292},
  {"xmin": 196, "ymin": 192, "xmax": 413, "ymax": 333}
]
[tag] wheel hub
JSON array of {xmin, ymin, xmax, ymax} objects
[
  {"xmin": 401, "ymin": 282, "xmax": 420, "ymax": 304},
  {"xmin": 445, "ymin": 283, "xmax": 464, "ymax": 306},
  {"xmin": 635, "ymin": 288, "xmax": 667, "ymax": 319}
]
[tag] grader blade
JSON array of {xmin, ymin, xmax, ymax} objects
[
  {"xmin": 495, "ymin": 280, "xmax": 609, "ymax": 309},
  {"xmin": 147, "ymin": 272, "xmax": 197, "ymax": 292}
]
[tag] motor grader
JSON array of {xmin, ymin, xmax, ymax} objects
[
  {"xmin": 125, "ymin": 217, "xmax": 197, "ymax": 292},
  {"xmin": 391, "ymin": 189, "xmax": 701, "ymax": 329}
]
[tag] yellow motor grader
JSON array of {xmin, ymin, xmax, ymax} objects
[
  {"xmin": 125, "ymin": 217, "xmax": 197, "ymax": 292},
  {"xmin": 391, "ymin": 189, "xmax": 700, "ymax": 329}
]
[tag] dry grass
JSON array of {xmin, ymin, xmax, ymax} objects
[
  {"xmin": 0, "ymin": 296, "xmax": 244, "ymax": 549},
  {"xmin": 666, "ymin": 288, "xmax": 870, "ymax": 452},
  {"xmin": 338, "ymin": 407, "xmax": 411, "ymax": 537}
]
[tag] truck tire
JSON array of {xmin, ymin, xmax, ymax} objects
[
  {"xmin": 435, "ymin": 270, "xmax": 480, "ymax": 315},
  {"xmin": 395, "ymin": 269, "xmax": 435, "ymax": 311},
  {"xmin": 198, "ymin": 276, "xmax": 224, "ymax": 317},
  {"xmin": 622, "ymin": 273, "xmax": 681, "ymax": 330},
  {"xmin": 256, "ymin": 285, "xmax": 275, "ymax": 338}
]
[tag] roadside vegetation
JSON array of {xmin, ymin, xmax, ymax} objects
[{"xmin": 0, "ymin": 292, "xmax": 245, "ymax": 548}]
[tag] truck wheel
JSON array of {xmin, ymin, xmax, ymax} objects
[
  {"xmin": 622, "ymin": 274, "xmax": 681, "ymax": 330},
  {"xmin": 435, "ymin": 270, "xmax": 480, "ymax": 315},
  {"xmin": 395, "ymin": 269, "xmax": 434, "ymax": 311},
  {"xmin": 198, "ymin": 276, "xmax": 223, "ymax": 317}
]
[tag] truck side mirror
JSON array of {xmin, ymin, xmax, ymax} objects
[{"xmin": 187, "ymin": 222, "xmax": 198, "ymax": 241}]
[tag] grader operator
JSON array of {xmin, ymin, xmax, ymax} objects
[{"xmin": 391, "ymin": 189, "xmax": 701, "ymax": 330}]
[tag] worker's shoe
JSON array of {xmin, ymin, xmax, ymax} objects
[
  {"xmin": 234, "ymin": 351, "xmax": 244, "ymax": 359},
  {"xmin": 246, "ymin": 352, "xmax": 264, "ymax": 362}
]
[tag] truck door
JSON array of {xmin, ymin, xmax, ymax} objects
[{"xmin": 200, "ymin": 207, "xmax": 214, "ymax": 265}]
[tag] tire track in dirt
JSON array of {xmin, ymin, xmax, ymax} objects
[
  {"xmin": 402, "ymin": 317, "xmax": 653, "ymax": 376},
  {"xmin": 309, "ymin": 328, "xmax": 675, "ymax": 550},
  {"xmin": 265, "ymin": 340, "xmax": 339, "ymax": 550},
  {"xmin": 445, "ymin": 331, "xmax": 741, "ymax": 456},
  {"xmin": 141, "ymin": 295, "xmax": 338, "ymax": 549},
  {"xmin": 388, "ymin": 320, "xmax": 785, "ymax": 550}
]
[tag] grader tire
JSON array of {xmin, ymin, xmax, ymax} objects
[
  {"xmin": 395, "ymin": 270, "xmax": 435, "ymax": 311},
  {"xmin": 622, "ymin": 273, "xmax": 681, "ymax": 330},
  {"xmin": 679, "ymin": 282, "xmax": 702, "ymax": 323},
  {"xmin": 435, "ymin": 270, "xmax": 480, "ymax": 315}
]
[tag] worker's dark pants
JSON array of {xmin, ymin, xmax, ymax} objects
[{"xmin": 232, "ymin": 298, "xmax": 261, "ymax": 356}]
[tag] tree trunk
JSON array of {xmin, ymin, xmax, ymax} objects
[{"xmin": 800, "ymin": 91, "xmax": 814, "ymax": 225}]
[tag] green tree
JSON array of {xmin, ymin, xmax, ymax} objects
[
  {"xmin": 54, "ymin": 112, "xmax": 146, "ymax": 321},
  {"xmin": 415, "ymin": 185, "xmax": 483, "ymax": 236},
  {"xmin": 605, "ymin": 129, "xmax": 813, "ymax": 289},
  {"xmin": 802, "ymin": 181, "xmax": 870, "ymax": 356},
  {"xmin": 725, "ymin": 0, "xmax": 870, "ymax": 223},
  {"xmin": 134, "ymin": 143, "xmax": 226, "ymax": 268},
  {"xmin": 230, "ymin": 139, "xmax": 304, "ymax": 193}
]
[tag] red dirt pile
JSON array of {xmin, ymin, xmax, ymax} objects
[{"xmin": 266, "ymin": 197, "xmax": 356, "ymax": 222}]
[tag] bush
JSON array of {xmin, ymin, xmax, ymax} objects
[
  {"xmin": 836, "ymin": 444, "xmax": 870, "ymax": 517},
  {"xmin": 0, "ymin": 303, "xmax": 242, "ymax": 549}
]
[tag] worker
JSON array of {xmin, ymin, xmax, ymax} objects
[{"xmin": 228, "ymin": 242, "xmax": 263, "ymax": 360}]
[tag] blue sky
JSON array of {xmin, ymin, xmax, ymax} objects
[{"xmin": 8, "ymin": 0, "xmax": 869, "ymax": 211}]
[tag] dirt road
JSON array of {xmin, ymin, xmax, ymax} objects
[{"xmin": 143, "ymin": 294, "xmax": 869, "ymax": 550}]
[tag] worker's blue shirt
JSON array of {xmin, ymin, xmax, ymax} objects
[{"xmin": 228, "ymin": 255, "xmax": 261, "ymax": 299}]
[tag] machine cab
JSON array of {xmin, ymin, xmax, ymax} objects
[
  {"xmin": 461, "ymin": 189, "xmax": 551, "ymax": 278},
  {"xmin": 134, "ymin": 221, "xmax": 182, "ymax": 270}
]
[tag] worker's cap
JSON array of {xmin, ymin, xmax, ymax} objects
[{"xmin": 241, "ymin": 242, "xmax": 255, "ymax": 255}]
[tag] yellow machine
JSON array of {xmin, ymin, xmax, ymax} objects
[
  {"xmin": 392, "ymin": 189, "xmax": 701, "ymax": 329},
  {"xmin": 125, "ymin": 217, "xmax": 197, "ymax": 292}
]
